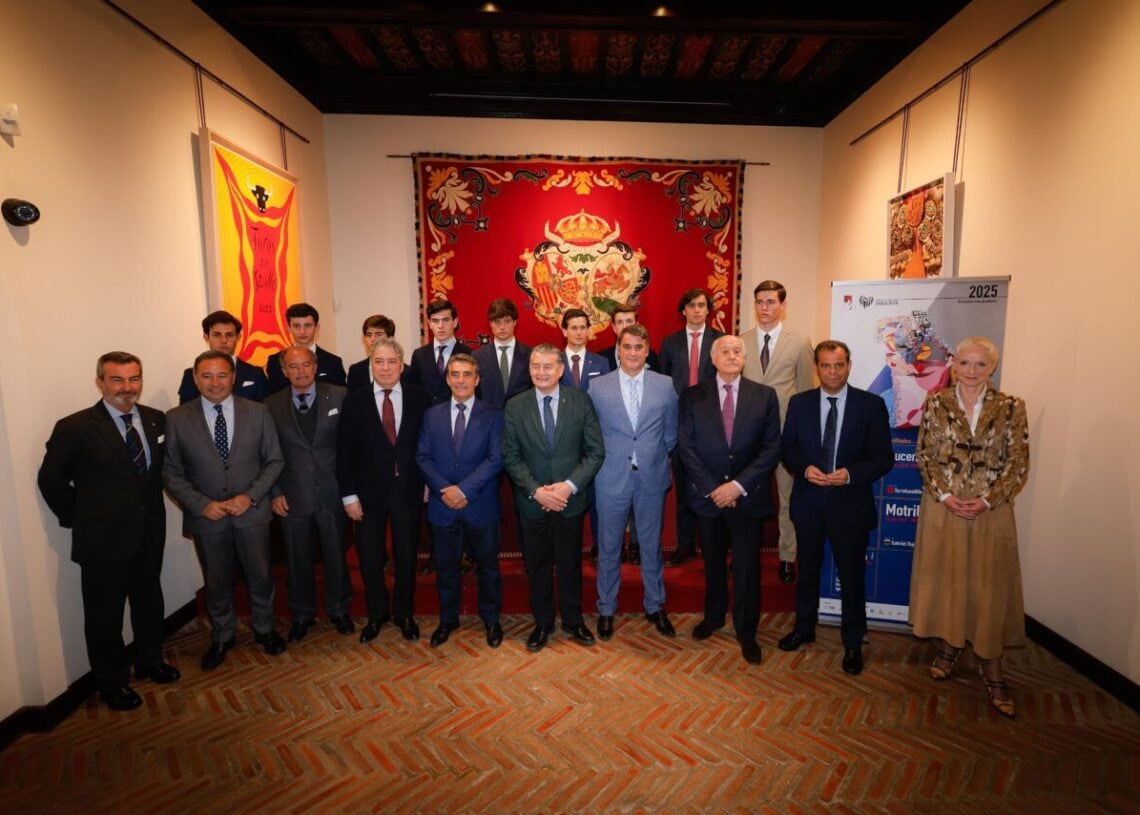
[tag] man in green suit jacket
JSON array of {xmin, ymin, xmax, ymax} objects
[{"xmin": 502, "ymin": 344, "xmax": 605, "ymax": 652}]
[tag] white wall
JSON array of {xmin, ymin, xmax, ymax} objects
[
  {"xmin": 821, "ymin": 0, "xmax": 1140, "ymax": 680},
  {"xmin": 0, "ymin": 0, "xmax": 334, "ymax": 719},
  {"xmin": 325, "ymin": 117, "xmax": 823, "ymax": 362}
]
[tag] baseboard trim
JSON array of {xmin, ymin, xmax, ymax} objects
[
  {"xmin": 1025, "ymin": 614, "xmax": 1140, "ymax": 713},
  {"xmin": 0, "ymin": 599, "xmax": 198, "ymax": 751}
]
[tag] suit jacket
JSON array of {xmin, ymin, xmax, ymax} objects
[
  {"xmin": 407, "ymin": 341, "xmax": 473, "ymax": 405},
  {"xmin": 38, "ymin": 401, "xmax": 166, "ymax": 564},
  {"xmin": 589, "ymin": 368, "xmax": 677, "ymax": 496},
  {"xmin": 179, "ymin": 358, "xmax": 268, "ymax": 404},
  {"xmin": 501, "ymin": 386, "xmax": 604, "ymax": 520},
  {"xmin": 337, "ymin": 382, "xmax": 432, "ymax": 510},
  {"xmin": 415, "ymin": 398, "xmax": 504, "ymax": 527},
  {"xmin": 162, "ymin": 396, "xmax": 284, "ymax": 535},
  {"xmin": 472, "ymin": 341, "xmax": 532, "ymax": 408},
  {"xmin": 740, "ymin": 326, "xmax": 815, "ymax": 422},
  {"xmin": 346, "ymin": 358, "xmax": 370, "ymax": 393},
  {"xmin": 266, "ymin": 346, "xmax": 347, "ymax": 394},
  {"xmin": 599, "ymin": 344, "xmax": 660, "ymax": 373},
  {"xmin": 677, "ymin": 377, "xmax": 781, "ymax": 518},
  {"xmin": 781, "ymin": 386, "xmax": 894, "ymax": 530},
  {"xmin": 265, "ymin": 383, "xmax": 347, "ymax": 515},
  {"xmin": 559, "ymin": 349, "xmax": 608, "ymax": 392},
  {"xmin": 658, "ymin": 326, "xmax": 725, "ymax": 395}
]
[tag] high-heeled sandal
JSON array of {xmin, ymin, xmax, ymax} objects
[
  {"xmin": 929, "ymin": 646, "xmax": 961, "ymax": 680},
  {"xmin": 979, "ymin": 668, "xmax": 1016, "ymax": 718}
]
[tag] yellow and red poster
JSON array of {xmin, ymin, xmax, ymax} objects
[
  {"xmin": 200, "ymin": 129, "xmax": 301, "ymax": 368},
  {"xmin": 414, "ymin": 155, "xmax": 744, "ymax": 348}
]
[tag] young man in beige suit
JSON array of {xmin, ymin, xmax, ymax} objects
[{"xmin": 739, "ymin": 280, "xmax": 815, "ymax": 583}]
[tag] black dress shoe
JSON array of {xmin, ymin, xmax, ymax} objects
[
  {"xmin": 331, "ymin": 615, "xmax": 355, "ymax": 635},
  {"xmin": 740, "ymin": 639, "xmax": 763, "ymax": 665},
  {"xmin": 396, "ymin": 617, "xmax": 420, "ymax": 641},
  {"xmin": 254, "ymin": 629, "xmax": 287, "ymax": 656},
  {"xmin": 562, "ymin": 623, "xmax": 596, "ymax": 646},
  {"xmin": 777, "ymin": 630, "xmax": 816, "ymax": 652},
  {"xmin": 430, "ymin": 622, "xmax": 460, "ymax": 647},
  {"xmin": 485, "ymin": 622, "xmax": 503, "ymax": 648},
  {"xmin": 136, "ymin": 662, "xmax": 181, "ymax": 684},
  {"xmin": 201, "ymin": 639, "xmax": 235, "ymax": 671},
  {"xmin": 526, "ymin": 625, "xmax": 552, "ymax": 652},
  {"xmin": 843, "ymin": 647, "xmax": 864, "ymax": 675},
  {"xmin": 779, "ymin": 560, "xmax": 796, "ymax": 583},
  {"xmin": 288, "ymin": 619, "xmax": 313, "ymax": 642},
  {"xmin": 597, "ymin": 615, "xmax": 615, "ymax": 641},
  {"xmin": 359, "ymin": 615, "xmax": 390, "ymax": 643},
  {"xmin": 666, "ymin": 548, "xmax": 694, "ymax": 567},
  {"xmin": 99, "ymin": 685, "xmax": 142, "ymax": 711},
  {"xmin": 691, "ymin": 619, "xmax": 723, "ymax": 640},
  {"xmin": 645, "ymin": 610, "xmax": 676, "ymax": 637},
  {"xmin": 419, "ymin": 555, "xmax": 436, "ymax": 576}
]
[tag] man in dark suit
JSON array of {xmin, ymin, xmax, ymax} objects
[
  {"xmin": 502, "ymin": 344, "xmax": 605, "ymax": 652},
  {"xmin": 659, "ymin": 288, "xmax": 725, "ymax": 566},
  {"xmin": 38, "ymin": 352, "xmax": 179, "ymax": 711},
  {"xmin": 177, "ymin": 311, "xmax": 268, "ymax": 404},
  {"xmin": 777, "ymin": 340, "xmax": 893, "ymax": 675},
  {"xmin": 599, "ymin": 302, "xmax": 660, "ymax": 372},
  {"xmin": 406, "ymin": 299, "xmax": 472, "ymax": 406},
  {"xmin": 266, "ymin": 346, "xmax": 354, "ymax": 642},
  {"xmin": 678, "ymin": 334, "xmax": 781, "ymax": 665},
  {"xmin": 416, "ymin": 354, "xmax": 505, "ymax": 649},
  {"xmin": 559, "ymin": 308, "xmax": 608, "ymax": 392},
  {"xmin": 338, "ymin": 338, "xmax": 432, "ymax": 643},
  {"xmin": 346, "ymin": 314, "xmax": 395, "ymax": 393},
  {"xmin": 472, "ymin": 298, "xmax": 532, "ymax": 409},
  {"xmin": 163, "ymin": 351, "xmax": 286, "ymax": 670},
  {"xmin": 266, "ymin": 303, "xmax": 347, "ymax": 394}
]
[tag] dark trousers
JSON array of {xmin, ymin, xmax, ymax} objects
[
  {"xmin": 792, "ymin": 510, "xmax": 871, "ymax": 648},
  {"xmin": 80, "ymin": 537, "xmax": 165, "ymax": 692},
  {"xmin": 196, "ymin": 524, "xmax": 275, "ymax": 642},
  {"xmin": 281, "ymin": 507, "xmax": 352, "ymax": 621},
  {"xmin": 520, "ymin": 512, "xmax": 585, "ymax": 628},
  {"xmin": 671, "ymin": 455, "xmax": 698, "ymax": 554},
  {"xmin": 355, "ymin": 503, "xmax": 419, "ymax": 622},
  {"xmin": 432, "ymin": 518, "xmax": 501, "ymax": 626},
  {"xmin": 697, "ymin": 510, "xmax": 762, "ymax": 641}
]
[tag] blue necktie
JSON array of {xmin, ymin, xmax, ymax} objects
[
  {"xmin": 213, "ymin": 404, "xmax": 229, "ymax": 462},
  {"xmin": 543, "ymin": 395, "xmax": 556, "ymax": 449},
  {"xmin": 453, "ymin": 402, "xmax": 467, "ymax": 455},
  {"xmin": 120, "ymin": 414, "xmax": 147, "ymax": 475},
  {"xmin": 822, "ymin": 396, "xmax": 838, "ymax": 473}
]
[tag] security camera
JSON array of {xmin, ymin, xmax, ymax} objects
[{"xmin": 2, "ymin": 198, "xmax": 41, "ymax": 226}]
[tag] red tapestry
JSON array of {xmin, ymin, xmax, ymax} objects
[{"xmin": 413, "ymin": 155, "xmax": 744, "ymax": 349}]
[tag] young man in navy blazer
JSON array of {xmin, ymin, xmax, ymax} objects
[
  {"xmin": 178, "ymin": 311, "xmax": 268, "ymax": 404},
  {"xmin": 347, "ymin": 314, "xmax": 396, "ymax": 393},
  {"xmin": 416, "ymin": 353, "xmax": 505, "ymax": 649},
  {"xmin": 777, "ymin": 340, "xmax": 893, "ymax": 676},
  {"xmin": 266, "ymin": 303, "xmax": 347, "ymax": 394},
  {"xmin": 559, "ymin": 308, "xmax": 608, "ymax": 392},
  {"xmin": 472, "ymin": 298, "xmax": 532, "ymax": 409},
  {"xmin": 407, "ymin": 299, "xmax": 473, "ymax": 406}
]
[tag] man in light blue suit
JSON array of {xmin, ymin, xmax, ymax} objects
[{"xmin": 588, "ymin": 324, "xmax": 679, "ymax": 641}]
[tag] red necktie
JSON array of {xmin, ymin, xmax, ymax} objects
[
  {"xmin": 571, "ymin": 354, "xmax": 581, "ymax": 388},
  {"xmin": 688, "ymin": 332, "xmax": 700, "ymax": 387},
  {"xmin": 382, "ymin": 389, "xmax": 397, "ymax": 445},
  {"xmin": 722, "ymin": 383, "xmax": 735, "ymax": 443}
]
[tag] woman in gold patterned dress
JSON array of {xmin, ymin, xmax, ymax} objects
[{"xmin": 908, "ymin": 337, "xmax": 1030, "ymax": 717}]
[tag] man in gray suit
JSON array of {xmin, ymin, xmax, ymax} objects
[
  {"xmin": 163, "ymin": 350, "xmax": 286, "ymax": 670},
  {"xmin": 588, "ymin": 324, "xmax": 678, "ymax": 641},
  {"xmin": 266, "ymin": 346, "xmax": 354, "ymax": 643},
  {"xmin": 740, "ymin": 280, "xmax": 815, "ymax": 583}
]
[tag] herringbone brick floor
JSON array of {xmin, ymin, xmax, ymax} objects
[{"xmin": 3, "ymin": 613, "xmax": 1138, "ymax": 813}]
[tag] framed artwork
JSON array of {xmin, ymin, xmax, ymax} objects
[
  {"xmin": 199, "ymin": 128, "xmax": 302, "ymax": 368},
  {"xmin": 888, "ymin": 173, "xmax": 956, "ymax": 279}
]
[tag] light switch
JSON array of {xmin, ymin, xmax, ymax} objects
[{"xmin": 1, "ymin": 103, "xmax": 21, "ymax": 136}]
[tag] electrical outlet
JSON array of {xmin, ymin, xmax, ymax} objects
[{"xmin": 1, "ymin": 103, "xmax": 21, "ymax": 136}]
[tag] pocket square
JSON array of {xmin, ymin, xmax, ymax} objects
[
  {"xmin": 241, "ymin": 380, "xmax": 254, "ymax": 387},
  {"xmin": 328, "ymin": 408, "xmax": 339, "ymax": 416},
  {"xmin": 157, "ymin": 435, "xmax": 165, "ymax": 444}
]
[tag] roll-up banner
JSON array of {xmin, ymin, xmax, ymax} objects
[{"xmin": 823, "ymin": 276, "xmax": 1011, "ymax": 629}]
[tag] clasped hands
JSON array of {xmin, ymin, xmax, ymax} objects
[
  {"xmin": 709, "ymin": 481, "xmax": 742, "ymax": 509},
  {"xmin": 534, "ymin": 482, "xmax": 573, "ymax": 512},
  {"xmin": 805, "ymin": 465, "xmax": 850, "ymax": 488},
  {"xmin": 944, "ymin": 495, "xmax": 989, "ymax": 520},
  {"xmin": 202, "ymin": 494, "xmax": 253, "ymax": 520}
]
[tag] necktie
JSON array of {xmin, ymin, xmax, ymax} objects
[
  {"xmin": 761, "ymin": 333, "xmax": 771, "ymax": 374},
  {"xmin": 822, "ymin": 396, "xmax": 838, "ymax": 473},
  {"xmin": 120, "ymin": 413, "xmax": 147, "ymax": 475},
  {"xmin": 688, "ymin": 332, "xmax": 700, "ymax": 387},
  {"xmin": 453, "ymin": 402, "xmax": 467, "ymax": 454},
  {"xmin": 628, "ymin": 377, "xmax": 640, "ymax": 431},
  {"xmin": 436, "ymin": 345, "xmax": 446, "ymax": 375},
  {"xmin": 382, "ymin": 389, "xmax": 398, "ymax": 445},
  {"xmin": 722, "ymin": 383, "xmax": 735, "ymax": 443},
  {"xmin": 213, "ymin": 404, "xmax": 229, "ymax": 462},
  {"xmin": 296, "ymin": 392, "xmax": 309, "ymax": 413},
  {"xmin": 543, "ymin": 395, "xmax": 556, "ymax": 449},
  {"xmin": 499, "ymin": 346, "xmax": 510, "ymax": 391},
  {"xmin": 571, "ymin": 354, "xmax": 581, "ymax": 388}
]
